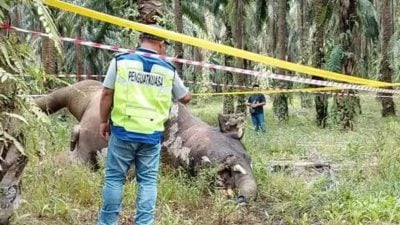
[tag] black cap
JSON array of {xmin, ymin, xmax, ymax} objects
[{"xmin": 140, "ymin": 24, "xmax": 170, "ymax": 45}]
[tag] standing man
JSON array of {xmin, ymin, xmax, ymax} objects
[
  {"xmin": 246, "ymin": 84, "xmax": 266, "ymax": 133},
  {"xmin": 97, "ymin": 24, "xmax": 191, "ymax": 225}
]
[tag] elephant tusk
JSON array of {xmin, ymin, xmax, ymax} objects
[
  {"xmin": 201, "ymin": 156, "xmax": 211, "ymax": 164},
  {"xmin": 233, "ymin": 164, "xmax": 247, "ymax": 175}
]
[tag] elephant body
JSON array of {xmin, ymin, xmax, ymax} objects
[
  {"xmin": 35, "ymin": 80, "xmax": 257, "ymax": 201},
  {"xmin": 163, "ymin": 104, "xmax": 257, "ymax": 202},
  {"xmin": 34, "ymin": 80, "xmax": 107, "ymax": 168}
]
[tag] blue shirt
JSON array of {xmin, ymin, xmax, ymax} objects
[
  {"xmin": 103, "ymin": 48, "xmax": 189, "ymax": 144},
  {"xmin": 248, "ymin": 94, "xmax": 266, "ymax": 115}
]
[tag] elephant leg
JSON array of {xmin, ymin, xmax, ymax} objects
[
  {"xmin": 73, "ymin": 144, "xmax": 100, "ymax": 170},
  {"xmin": 72, "ymin": 127, "xmax": 101, "ymax": 170},
  {"xmin": 70, "ymin": 125, "xmax": 80, "ymax": 152}
]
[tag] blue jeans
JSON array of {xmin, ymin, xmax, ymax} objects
[
  {"xmin": 251, "ymin": 113, "xmax": 266, "ymax": 132},
  {"xmin": 97, "ymin": 135, "xmax": 161, "ymax": 225}
]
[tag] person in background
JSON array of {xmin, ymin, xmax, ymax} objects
[
  {"xmin": 97, "ymin": 24, "xmax": 191, "ymax": 225},
  {"xmin": 246, "ymin": 84, "xmax": 266, "ymax": 133}
]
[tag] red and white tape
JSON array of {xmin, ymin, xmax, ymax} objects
[
  {"xmin": 17, "ymin": 74, "xmax": 398, "ymax": 98},
  {"xmin": 3, "ymin": 24, "xmax": 400, "ymax": 95},
  {"xmin": 183, "ymin": 81, "xmax": 399, "ymax": 98},
  {"xmin": 15, "ymin": 75, "xmax": 398, "ymax": 99}
]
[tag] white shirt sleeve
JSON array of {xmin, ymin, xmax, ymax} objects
[
  {"xmin": 172, "ymin": 71, "xmax": 189, "ymax": 101},
  {"xmin": 103, "ymin": 58, "xmax": 116, "ymax": 89}
]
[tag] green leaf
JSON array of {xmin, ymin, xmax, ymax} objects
[
  {"xmin": 0, "ymin": 74, "xmax": 6, "ymax": 83},
  {"xmin": 0, "ymin": 0, "xmax": 10, "ymax": 11},
  {"xmin": 0, "ymin": 94, "xmax": 7, "ymax": 100},
  {"xmin": 2, "ymin": 112, "xmax": 29, "ymax": 125},
  {"xmin": 34, "ymin": 0, "xmax": 63, "ymax": 58},
  {"xmin": 0, "ymin": 67, "xmax": 16, "ymax": 83},
  {"xmin": 0, "ymin": 41, "xmax": 17, "ymax": 72},
  {"xmin": 2, "ymin": 131, "xmax": 26, "ymax": 155}
]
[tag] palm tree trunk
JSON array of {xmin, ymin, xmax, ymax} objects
[
  {"xmin": 41, "ymin": 32, "xmax": 58, "ymax": 91},
  {"xmin": 173, "ymin": 0, "xmax": 184, "ymax": 78},
  {"xmin": 233, "ymin": 0, "xmax": 247, "ymax": 113},
  {"xmin": 0, "ymin": 120, "xmax": 27, "ymax": 225},
  {"xmin": 335, "ymin": 0, "xmax": 357, "ymax": 130},
  {"xmin": 222, "ymin": 58, "xmax": 235, "ymax": 114},
  {"xmin": 380, "ymin": 0, "xmax": 396, "ymax": 116},
  {"xmin": 194, "ymin": 47, "xmax": 202, "ymax": 87},
  {"xmin": 300, "ymin": 0, "xmax": 312, "ymax": 109},
  {"xmin": 223, "ymin": 22, "xmax": 235, "ymax": 114},
  {"xmin": 42, "ymin": 37, "xmax": 57, "ymax": 75},
  {"xmin": 0, "ymin": 34, "xmax": 28, "ymax": 225},
  {"xmin": 269, "ymin": 1, "xmax": 277, "ymax": 57},
  {"xmin": 312, "ymin": 0, "xmax": 328, "ymax": 127},
  {"xmin": 138, "ymin": 0, "xmax": 163, "ymax": 24},
  {"xmin": 273, "ymin": 0, "xmax": 289, "ymax": 121},
  {"xmin": 76, "ymin": 27, "xmax": 83, "ymax": 81}
]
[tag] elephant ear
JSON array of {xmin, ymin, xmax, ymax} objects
[{"xmin": 218, "ymin": 113, "xmax": 245, "ymax": 140}]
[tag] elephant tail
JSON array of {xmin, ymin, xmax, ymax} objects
[{"xmin": 70, "ymin": 125, "xmax": 80, "ymax": 152}]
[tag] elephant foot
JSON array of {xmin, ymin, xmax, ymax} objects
[
  {"xmin": 235, "ymin": 195, "xmax": 248, "ymax": 206},
  {"xmin": 70, "ymin": 149, "xmax": 100, "ymax": 171}
]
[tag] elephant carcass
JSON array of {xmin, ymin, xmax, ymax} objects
[
  {"xmin": 163, "ymin": 103, "xmax": 258, "ymax": 203},
  {"xmin": 34, "ymin": 80, "xmax": 258, "ymax": 202},
  {"xmin": 34, "ymin": 80, "xmax": 107, "ymax": 168}
]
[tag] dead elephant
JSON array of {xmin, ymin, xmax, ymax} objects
[
  {"xmin": 34, "ymin": 80, "xmax": 106, "ymax": 169},
  {"xmin": 34, "ymin": 80, "xmax": 258, "ymax": 203},
  {"xmin": 163, "ymin": 103, "xmax": 257, "ymax": 203}
]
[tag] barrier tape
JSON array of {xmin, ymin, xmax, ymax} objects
[
  {"xmin": 10, "ymin": 73, "xmax": 342, "ymax": 91},
  {"xmin": 5, "ymin": 25, "xmax": 400, "ymax": 96},
  {"xmin": 191, "ymin": 88, "xmax": 398, "ymax": 97},
  {"xmin": 13, "ymin": 71, "xmax": 400, "ymax": 96},
  {"xmin": 21, "ymin": 86, "xmax": 399, "ymax": 98},
  {"xmin": 13, "ymin": 74, "xmax": 397, "ymax": 98},
  {"xmin": 183, "ymin": 81, "xmax": 399, "ymax": 98},
  {"xmin": 42, "ymin": 0, "xmax": 391, "ymax": 87}
]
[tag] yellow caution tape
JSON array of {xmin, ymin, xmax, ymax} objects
[
  {"xmin": 44, "ymin": 0, "xmax": 391, "ymax": 87},
  {"xmin": 192, "ymin": 87, "xmax": 343, "ymax": 96}
]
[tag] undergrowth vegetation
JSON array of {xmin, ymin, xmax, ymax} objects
[{"xmin": 11, "ymin": 95, "xmax": 400, "ymax": 225}]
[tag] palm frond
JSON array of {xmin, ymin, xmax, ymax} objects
[
  {"xmin": 357, "ymin": 0, "xmax": 379, "ymax": 40},
  {"xmin": 255, "ymin": 0, "xmax": 268, "ymax": 32},
  {"xmin": 325, "ymin": 44, "xmax": 343, "ymax": 73},
  {"xmin": 0, "ymin": 0, "xmax": 11, "ymax": 21},
  {"xmin": 211, "ymin": 0, "xmax": 228, "ymax": 15},
  {"xmin": 316, "ymin": 3, "xmax": 332, "ymax": 28},
  {"xmin": 181, "ymin": 1, "xmax": 207, "ymax": 31},
  {"xmin": 31, "ymin": 0, "xmax": 63, "ymax": 57}
]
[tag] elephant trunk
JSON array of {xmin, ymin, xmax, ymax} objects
[
  {"xmin": 34, "ymin": 80, "xmax": 102, "ymax": 121},
  {"xmin": 34, "ymin": 88, "xmax": 70, "ymax": 115},
  {"xmin": 235, "ymin": 173, "xmax": 258, "ymax": 204}
]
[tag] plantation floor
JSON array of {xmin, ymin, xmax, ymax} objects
[{"xmin": 11, "ymin": 95, "xmax": 400, "ymax": 225}]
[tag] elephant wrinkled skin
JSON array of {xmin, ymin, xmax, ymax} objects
[{"xmin": 35, "ymin": 80, "xmax": 258, "ymax": 202}]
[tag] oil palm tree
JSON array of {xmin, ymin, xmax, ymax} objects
[
  {"xmin": 324, "ymin": 0, "xmax": 384, "ymax": 128},
  {"xmin": 0, "ymin": 1, "xmax": 59, "ymax": 223},
  {"xmin": 173, "ymin": 0, "xmax": 184, "ymax": 77},
  {"xmin": 379, "ymin": 0, "xmax": 396, "ymax": 116},
  {"xmin": 273, "ymin": 0, "xmax": 289, "ymax": 121},
  {"xmin": 333, "ymin": 0, "xmax": 358, "ymax": 130},
  {"xmin": 312, "ymin": 0, "xmax": 329, "ymax": 127}
]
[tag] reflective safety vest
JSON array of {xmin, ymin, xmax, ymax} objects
[{"xmin": 111, "ymin": 53, "xmax": 175, "ymax": 134}]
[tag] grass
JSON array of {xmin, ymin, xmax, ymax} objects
[{"xmin": 10, "ymin": 94, "xmax": 400, "ymax": 225}]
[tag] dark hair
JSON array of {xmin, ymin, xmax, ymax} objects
[
  {"xmin": 140, "ymin": 33, "xmax": 166, "ymax": 42},
  {"xmin": 253, "ymin": 84, "xmax": 260, "ymax": 88},
  {"xmin": 140, "ymin": 24, "xmax": 170, "ymax": 45}
]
